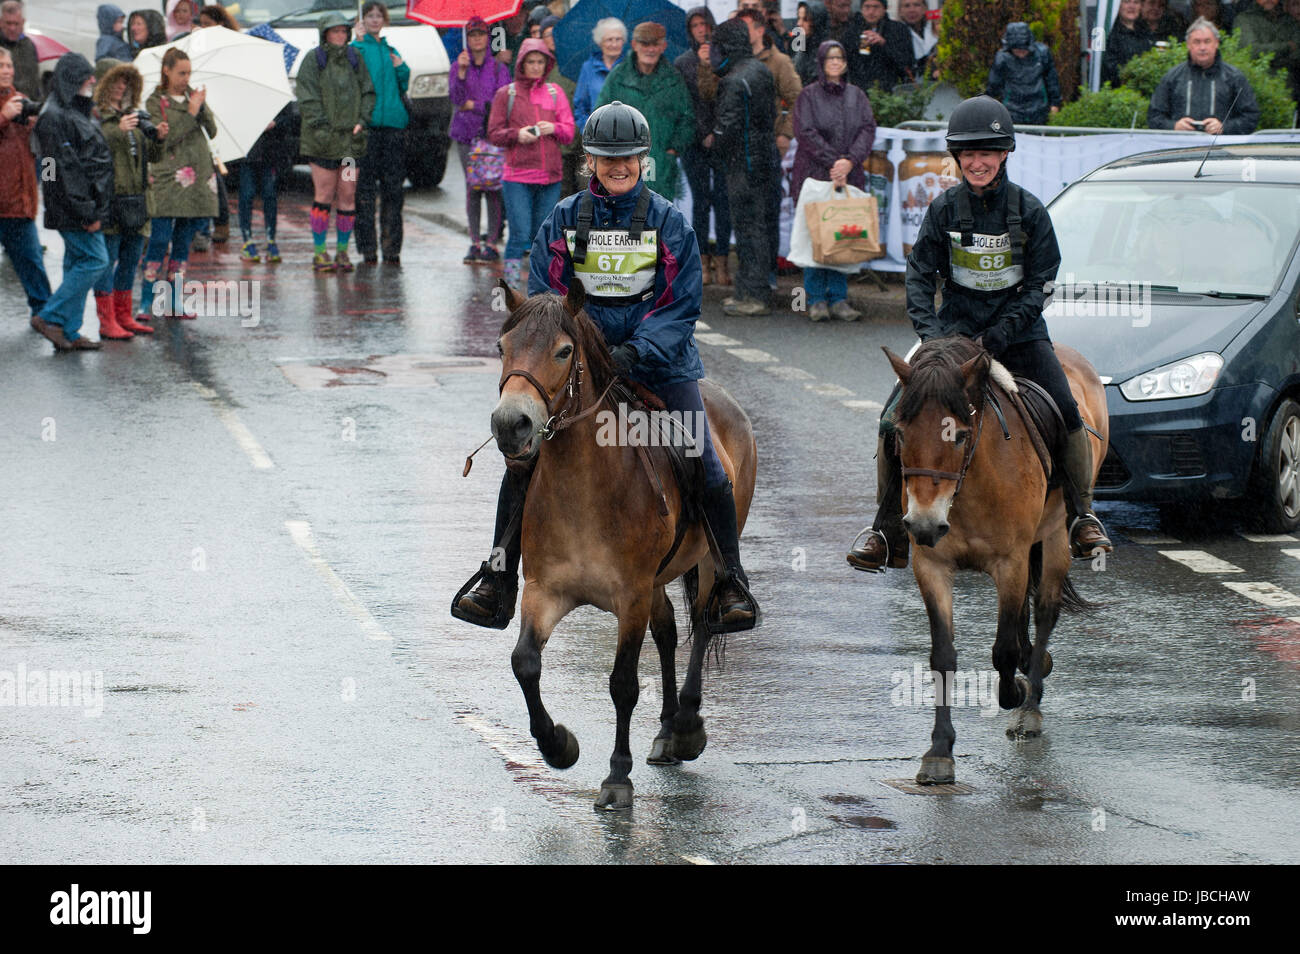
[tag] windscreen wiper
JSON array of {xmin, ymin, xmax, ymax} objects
[
  {"xmin": 270, "ymin": 6, "xmax": 317, "ymax": 25},
  {"xmin": 1198, "ymin": 290, "xmax": 1267, "ymax": 299}
]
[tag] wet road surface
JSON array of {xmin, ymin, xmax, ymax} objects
[{"xmin": 3, "ymin": 178, "xmax": 1299, "ymax": 864}]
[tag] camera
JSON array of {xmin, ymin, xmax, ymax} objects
[
  {"xmin": 17, "ymin": 97, "xmax": 40, "ymax": 123},
  {"xmin": 1190, "ymin": 119, "xmax": 1206, "ymax": 130},
  {"xmin": 525, "ymin": 125, "xmax": 540, "ymax": 138},
  {"xmin": 134, "ymin": 109, "xmax": 160, "ymax": 141}
]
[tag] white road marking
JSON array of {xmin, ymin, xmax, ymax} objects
[
  {"xmin": 456, "ymin": 711, "xmax": 549, "ymax": 769},
  {"xmin": 1241, "ymin": 532, "xmax": 1299, "ymax": 543},
  {"xmin": 1222, "ymin": 581, "xmax": 1300, "ymax": 607},
  {"xmin": 680, "ymin": 854, "xmax": 717, "ymax": 865},
  {"xmin": 285, "ymin": 520, "xmax": 392, "ymax": 641},
  {"xmin": 695, "ymin": 320, "xmax": 710, "ymax": 331},
  {"xmin": 841, "ymin": 399, "xmax": 884, "ymax": 412},
  {"xmin": 192, "ymin": 382, "xmax": 274, "ymax": 470},
  {"xmin": 726, "ymin": 348, "xmax": 778, "ymax": 363},
  {"xmin": 1282, "ymin": 548, "xmax": 1300, "ymax": 562},
  {"xmin": 695, "ymin": 332, "xmax": 742, "ymax": 346},
  {"xmin": 762, "ymin": 364, "xmax": 816, "ymax": 381},
  {"xmin": 1159, "ymin": 550, "xmax": 1244, "ymax": 574},
  {"xmin": 805, "ymin": 382, "xmax": 856, "ymax": 398},
  {"xmin": 1122, "ymin": 531, "xmax": 1180, "ymax": 545}
]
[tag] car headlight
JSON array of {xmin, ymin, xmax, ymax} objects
[
  {"xmin": 1119, "ymin": 352, "xmax": 1224, "ymax": 401},
  {"xmin": 410, "ymin": 73, "xmax": 447, "ymax": 98}
]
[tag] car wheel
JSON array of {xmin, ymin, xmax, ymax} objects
[
  {"xmin": 406, "ymin": 134, "xmax": 449, "ymax": 190},
  {"xmin": 1250, "ymin": 398, "xmax": 1300, "ymax": 533}
]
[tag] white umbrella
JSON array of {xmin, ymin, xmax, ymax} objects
[{"xmin": 134, "ymin": 27, "xmax": 295, "ymax": 164}]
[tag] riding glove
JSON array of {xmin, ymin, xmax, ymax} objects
[
  {"xmin": 979, "ymin": 323, "xmax": 1011, "ymax": 357},
  {"xmin": 610, "ymin": 344, "xmax": 638, "ymax": 375}
]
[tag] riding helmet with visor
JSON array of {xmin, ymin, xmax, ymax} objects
[
  {"xmin": 945, "ymin": 95, "xmax": 1016, "ymax": 155},
  {"xmin": 582, "ymin": 101, "xmax": 652, "ymax": 157}
]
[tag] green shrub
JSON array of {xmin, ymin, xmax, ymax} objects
[
  {"xmin": 867, "ymin": 80, "xmax": 938, "ymax": 127},
  {"xmin": 1118, "ymin": 34, "xmax": 1296, "ymax": 128},
  {"xmin": 1049, "ymin": 84, "xmax": 1149, "ymax": 127}
]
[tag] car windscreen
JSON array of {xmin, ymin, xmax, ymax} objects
[
  {"xmin": 237, "ymin": 1, "xmax": 415, "ymax": 28},
  {"xmin": 1049, "ymin": 180, "xmax": 1300, "ymax": 297}
]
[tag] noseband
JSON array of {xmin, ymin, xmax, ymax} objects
[{"xmin": 500, "ymin": 353, "xmax": 618, "ymax": 441}]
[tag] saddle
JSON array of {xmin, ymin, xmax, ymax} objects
[{"xmin": 1003, "ymin": 375, "xmax": 1066, "ymax": 481}]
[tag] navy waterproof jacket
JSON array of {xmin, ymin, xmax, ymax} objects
[{"xmin": 529, "ymin": 179, "xmax": 705, "ymax": 388}]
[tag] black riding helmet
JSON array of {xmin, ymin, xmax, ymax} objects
[
  {"xmin": 583, "ymin": 101, "xmax": 652, "ymax": 157},
  {"xmin": 945, "ymin": 95, "xmax": 1016, "ymax": 156}
]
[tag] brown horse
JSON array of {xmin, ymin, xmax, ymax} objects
[
  {"xmin": 490, "ymin": 281, "xmax": 758, "ymax": 809},
  {"xmin": 882, "ymin": 336, "xmax": 1108, "ymax": 784}
]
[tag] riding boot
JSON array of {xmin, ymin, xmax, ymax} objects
[
  {"xmin": 452, "ymin": 467, "xmax": 529, "ymax": 629},
  {"xmin": 847, "ymin": 436, "xmax": 910, "ymax": 572},
  {"xmin": 700, "ymin": 480, "xmax": 759, "ymax": 633},
  {"xmin": 1062, "ymin": 426, "xmax": 1113, "ymax": 558}
]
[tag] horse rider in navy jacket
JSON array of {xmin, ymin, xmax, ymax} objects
[{"xmin": 454, "ymin": 101, "xmax": 758, "ymax": 633}]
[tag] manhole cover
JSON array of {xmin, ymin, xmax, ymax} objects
[{"xmin": 879, "ymin": 779, "xmax": 976, "ymax": 796}]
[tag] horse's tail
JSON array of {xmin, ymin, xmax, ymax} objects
[
  {"xmin": 1027, "ymin": 541, "xmax": 1099, "ymax": 615},
  {"xmin": 682, "ymin": 566, "xmax": 699, "ymax": 648}
]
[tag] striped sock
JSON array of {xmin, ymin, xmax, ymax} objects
[
  {"xmin": 335, "ymin": 209, "xmax": 355, "ymax": 252},
  {"xmin": 310, "ymin": 202, "xmax": 330, "ymax": 254}
]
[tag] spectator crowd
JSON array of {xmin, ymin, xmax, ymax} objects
[{"xmin": 2, "ymin": 0, "xmax": 1299, "ymax": 341}]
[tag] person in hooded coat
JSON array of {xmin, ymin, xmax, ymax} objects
[
  {"xmin": 986, "ymin": 21, "xmax": 1062, "ymax": 125},
  {"xmin": 126, "ymin": 8, "xmax": 167, "ymax": 58},
  {"xmin": 96, "ymin": 5, "xmax": 131, "ymax": 62},
  {"xmin": 675, "ymin": 5, "xmax": 731, "ymax": 285},
  {"xmin": 296, "ymin": 11, "xmax": 376, "ymax": 272},
  {"xmin": 164, "ymin": 0, "xmax": 198, "ymax": 41},
  {"xmin": 487, "ymin": 36, "xmax": 575, "ymax": 287},
  {"xmin": 1101, "ymin": 0, "xmax": 1155, "ymax": 88},
  {"xmin": 32, "ymin": 54, "xmax": 113, "ymax": 351},
  {"xmin": 794, "ymin": 1, "xmax": 830, "ymax": 86},
  {"xmin": 791, "ymin": 40, "xmax": 875, "ymax": 322},
  {"xmin": 711, "ymin": 18, "xmax": 776, "ymax": 315},
  {"xmin": 450, "ymin": 15, "xmax": 511, "ymax": 262},
  {"xmin": 92, "ymin": 59, "xmax": 164, "ymax": 337}
]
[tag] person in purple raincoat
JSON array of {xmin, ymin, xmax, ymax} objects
[{"xmin": 449, "ymin": 15, "xmax": 511, "ymax": 265}]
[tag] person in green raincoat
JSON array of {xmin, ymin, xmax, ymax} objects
[
  {"xmin": 141, "ymin": 46, "xmax": 217, "ymax": 319},
  {"xmin": 296, "ymin": 11, "xmax": 375, "ymax": 272},
  {"xmin": 594, "ymin": 21, "xmax": 694, "ymax": 200}
]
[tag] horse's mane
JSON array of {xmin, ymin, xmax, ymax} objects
[
  {"xmin": 895, "ymin": 336, "xmax": 988, "ymax": 424},
  {"xmin": 500, "ymin": 292, "xmax": 616, "ymax": 398}
]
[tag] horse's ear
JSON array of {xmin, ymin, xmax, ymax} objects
[
  {"xmin": 564, "ymin": 280, "xmax": 586, "ymax": 317},
  {"xmin": 960, "ymin": 351, "xmax": 991, "ymax": 388},
  {"xmin": 883, "ymin": 347, "xmax": 912, "ymax": 384},
  {"xmin": 497, "ymin": 278, "xmax": 525, "ymax": 315}
]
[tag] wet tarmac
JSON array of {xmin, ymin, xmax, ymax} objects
[{"xmin": 2, "ymin": 176, "xmax": 1299, "ymax": 864}]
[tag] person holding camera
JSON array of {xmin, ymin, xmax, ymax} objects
[
  {"xmin": 1147, "ymin": 17, "xmax": 1259, "ymax": 133},
  {"xmin": 92, "ymin": 60, "xmax": 166, "ymax": 337},
  {"xmin": 487, "ymin": 37, "xmax": 574, "ymax": 288},
  {"xmin": 0, "ymin": 45, "xmax": 51, "ymax": 324}
]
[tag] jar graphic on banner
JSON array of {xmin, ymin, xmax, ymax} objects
[
  {"xmin": 865, "ymin": 150, "xmax": 893, "ymax": 246},
  {"xmin": 899, "ymin": 139, "xmax": 961, "ymax": 255}
]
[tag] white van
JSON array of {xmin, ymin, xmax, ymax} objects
[{"xmin": 24, "ymin": 1, "xmax": 452, "ymax": 188}]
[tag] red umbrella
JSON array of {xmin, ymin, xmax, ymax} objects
[
  {"xmin": 406, "ymin": 0, "xmax": 523, "ymax": 28},
  {"xmin": 27, "ymin": 31, "xmax": 71, "ymax": 62}
]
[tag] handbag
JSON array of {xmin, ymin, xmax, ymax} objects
[
  {"xmin": 109, "ymin": 123, "xmax": 149, "ymax": 232},
  {"xmin": 464, "ymin": 111, "xmax": 504, "ymax": 192},
  {"xmin": 805, "ymin": 184, "xmax": 881, "ymax": 266}
]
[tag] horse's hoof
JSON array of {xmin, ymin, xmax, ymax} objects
[
  {"xmin": 543, "ymin": 724, "xmax": 580, "ymax": 769},
  {"xmin": 594, "ymin": 781, "xmax": 634, "ymax": 811},
  {"xmin": 1007, "ymin": 707, "xmax": 1043, "ymax": 740},
  {"xmin": 646, "ymin": 736, "xmax": 680, "ymax": 765},
  {"xmin": 672, "ymin": 725, "xmax": 707, "ymax": 762},
  {"xmin": 916, "ymin": 756, "xmax": 956, "ymax": 785}
]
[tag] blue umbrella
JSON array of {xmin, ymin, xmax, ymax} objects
[{"xmin": 552, "ymin": 0, "xmax": 688, "ymax": 82}]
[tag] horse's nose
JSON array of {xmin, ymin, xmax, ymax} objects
[
  {"xmin": 492, "ymin": 405, "xmax": 536, "ymax": 456},
  {"xmin": 903, "ymin": 514, "xmax": 949, "ymax": 548}
]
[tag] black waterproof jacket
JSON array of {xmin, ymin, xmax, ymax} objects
[
  {"xmin": 1147, "ymin": 52, "xmax": 1261, "ymax": 134},
  {"xmin": 905, "ymin": 176, "xmax": 1060, "ymax": 349},
  {"xmin": 793, "ymin": 1, "xmax": 829, "ymax": 86},
  {"xmin": 711, "ymin": 20, "xmax": 776, "ymax": 175},
  {"xmin": 845, "ymin": 13, "xmax": 913, "ymax": 93},
  {"xmin": 34, "ymin": 54, "xmax": 113, "ymax": 232},
  {"xmin": 1101, "ymin": 19, "xmax": 1154, "ymax": 87},
  {"xmin": 674, "ymin": 5, "xmax": 718, "ymax": 147}
]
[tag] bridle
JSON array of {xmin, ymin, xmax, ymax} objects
[
  {"xmin": 499, "ymin": 349, "xmax": 618, "ymax": 445},
  {"xmin": 899, "ymin": 389, "xmax": 989, "ymax": 498}
]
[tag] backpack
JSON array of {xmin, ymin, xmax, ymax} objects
[
  {"xmin": 505, "ymin": 81, "xmax": 558, "ymax": 120},
  {"xmin": 315, "ymin": 44, "xmax": 360, "ymax": 72}
]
